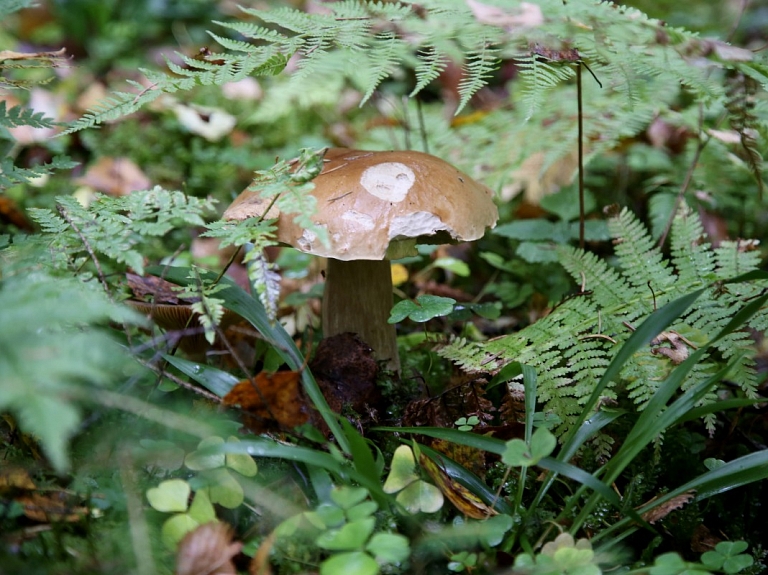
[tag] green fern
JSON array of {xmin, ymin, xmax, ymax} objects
[
  {"xmin": 28, "ymin": 188, "xmax": 216, "ymax": 276},
  {"xmin": 0, "ymin": 270, "xmax": 140, "ymax": 472},
  {"xmin": 439, "ymin": 206, "xmax": 767, "ymax": 436}
]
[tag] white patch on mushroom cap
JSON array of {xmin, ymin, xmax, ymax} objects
[
  {"xmin": 389, "ymin": 211, "xmax": 451, "ymax": 241},
  {"xmin": 360, "ymin": 162, "xmax": 415, "ymax": 202},
  {"xmin": 341, "ymin": 210, "xmax": 375, "ymax": 230},
  {"xmin": 297, "ymin": 228, "xmax": 317, "ymax": 252}
]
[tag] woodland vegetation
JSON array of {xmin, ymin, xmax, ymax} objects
[{"xmin": 1, "ymin": 0, "xmax": 768, "ymax": 574}]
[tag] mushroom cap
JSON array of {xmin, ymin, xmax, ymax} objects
[{"xmin": 224, "ymin": 148, "xmax": 498, "ymax": 260}]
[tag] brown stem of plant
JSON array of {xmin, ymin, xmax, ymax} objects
[
  {"xmin": 577, "ymin": 64, "xmax": 585, "ymax": 250},
  {"xmin": 657, "ymin": 105, "xmax": 709, "ymax": 248},
  {"xmin": 135, "ymin": 356, "xmax": 222, "ymax": 402}
]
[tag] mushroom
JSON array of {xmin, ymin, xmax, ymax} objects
[{"xmin": 224, "ymin": 148, "xmax": 498, "ymax": 372}]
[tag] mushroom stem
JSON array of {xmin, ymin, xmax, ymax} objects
[{"xmin": 322, "ymin": 258, "xmax": 400, "ymax": 373}]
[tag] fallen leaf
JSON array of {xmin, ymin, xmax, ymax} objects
[
  {"xmin": 173, "ymin": 103, "xmax": 236, "ymax": 142},
  {"xmin": 250, "ymin": 532, "xmax": 276, "ymax": 575},
  {"xmin": 0, "ymin": 195, "xmax": 34, "ymax": 231},
  {"xmin": 16, "ymin": 491, "xmax": 90, "ymax": 523},
  {"xmin": 0, "ymin": 467, "xmax": 36, "ymax": 493},
  {"xmin": 176, "ymin": 522, "xmax": 242, "ymax": 575},
  {"xmin": 420, "ymin": 451, "xmax": 497, "ymax": 519},
  {"xmin": 224, "ymin": 371, "xmax": 310, "ymax": 432},
  {"xmin": 0, "ymin": 47, "xmax": 66, "ymax": 62},
  {"xmin": 75, "ymin": 156, "xmax": 152, "ymax": 196},
  {"xmin": 466, "ymin": 0, "xmax": 543, "ymax": 30},
  {"xmin": 640, "ymin": 490, "xmax": 696, "ymax": 524}
]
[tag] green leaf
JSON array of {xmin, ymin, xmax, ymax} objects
[
  {"xmin": 225, "ymin": 436, "xmax": 258, "ymax": 477},
  {"xmin": 330, "ymin": 486, "xmax": 369, "ymax": 510},
  {"xmin": 432, "ymin": 257, "xmax": 470, "ymax": 277},
  {"xmin": 395, "ymin": 479, "xmax": 444, "ymax": 514},
  {"xmin": 320, "ymin": 551, "xmax": 379, "ymax": 575},
  {"xmin": 366, "ymin": 532, "xmax": 410, "ymax": 564},
  {"xmin": 163, "ymin": 355, "xmax": 240, "ymax": 398},
  {"xmin": 146, "ymin": 479, "xmax": 191, "ymax": 513},
  {"xmin": 493, "ymin": 219, "xmax": 557, "ymax": 240},
  {"xmin": 187, "ymin": 490, "xmax": 216, "ymax": 524},
  {"xmin": 316, "ymin": 517, "xmax": 376, "ymax": 551},
  {"xmin": 203, "ymin": 468, "xmax": 244, "ymax": 509},
  {"xmin": 346, "ymin": 501, "xmax": 379, "ymax": 522},
  {"xmin": 185, "ymin": 436, "xmax": 226, "ymax": 470},
  {"xmin": 383, "ymin": 445, "xmax": 419, "ymax": 493},
  {"xmin": 502, "ymin": 427, "xmax": 556, "ymax": 467},
  {"xmin": 161, "ymin": 514, "xmax": 199, "ymax": 550},
  {"xmin": 388, "ymin": 295, "xmax": 456, "ymax": 323}
]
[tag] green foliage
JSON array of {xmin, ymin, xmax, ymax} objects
[
  {"xmin": 382, "ymin": 445, "xmax": 444, "ymax": 514},
  {"xmin": 513, "ymin": 533, "xmax": 602, "ymax": 575},
  {"xmin": 389, "ymin": 294, "xmax": 457, "ymax": 324},
  {"xmin": 29, "ymin": 188, "xmax": 215, "ymax": 275},
  {"xmin": 275, "ymin": 484, "xmax": 410, "ymax": 575},
  {"xmin": 146, "ymin": 435, "xmax": 258, "ymax": 548},
  {"xmin": 502, "ymin": 426, "xmax": 557, "ymax": 467},
  {"xmin": 0, "ymin": 271, "xmax": 140, "ymax": 471},
  {"xmin": 440, "ymin": 206, "xmax": 768, "ymax": 435},
  {"xmin": 648, "ymin": 543, "xmax": 756, "ymax": 575}
]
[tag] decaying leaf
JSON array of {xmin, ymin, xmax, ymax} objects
[
  {"xmin": 75, "ymin": 156, "xmax": 152, "ymax": 196},
  {"xmin": 430, "ymin": 439, "xmax": 486, "ymax": 480},
  {"xmin": 224, "ymin": 371, "xmax": 310, "ymax": 432},
  {"xmin": 501, "ymin": 150, "xmax": 578, "ymax": 203},
  {"xmin": 650, "ymin": 331, "xmax": 697, "ymax": 365},
  {"xmin": 0, "ymin": 467, "xmax": 90, "ymax": 523},
  {"xmin": 176, "ymin": 522, "xmax": 242, "ymax": 575},
  {"xmin": 249, "ymin": 532, "xmax": 275, "ymax": 575},
  {"xmin": 466, "ymin": 0, "xmax": 543, "ymax": 31},
  {"xmin": 0, "ymin": 195, "xmax": 34, "ymax": 231},
  {"xmin": 0, "ymin": 48, "xmax": 67, "ymax": 62},
  {"xmin": 640, "ymin": 490, "xmax": 696, "ymax": 524},
  {"xmin": 420, "ymin": 452, "xmax": 497, "ymax": 519}
]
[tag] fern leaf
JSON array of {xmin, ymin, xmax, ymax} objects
[
  {"xmin": 456, "ymin": 39, "xmax": 500, "ymax": 114},
  {"xmin": 410, "ymin": 47, "xmax": 449, "ymax": 97},
  {"xmin": 0, "ymin": 101, "xmax": 57, "ymax": 129},
  {"xmin": 244, "ymin": 249, "xmax": 281, "ymax": 324}
]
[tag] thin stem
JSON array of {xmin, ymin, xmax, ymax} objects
[{"xmin": 577, "ymin": 64, "xmax": 585, "ymax": 250}]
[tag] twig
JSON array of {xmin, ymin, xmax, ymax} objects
[{"xmin": 135, "ymin": 356, "xmax": 222, "ymax": 403}]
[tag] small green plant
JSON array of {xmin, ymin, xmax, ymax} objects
[
  {"xmin": 382, "ymin": 445, "xmax": 444, "ymax": 515},
  {"xmin": 145, "ymin": 435, "xmax": 258, "ymax": 548},
  {"xmin": 275, "ymin": 485, "xmax": 410, "ymax": 575},
  {"xmin": 513, "ymin": 533, "xmax": 602, "ymax": 575},
  {"xmin": 648, "ymin": 541, "xmax": 755, "ymax": 575},
  {"xmin": 455, "ymin": 416, "xmax": 481, "ymax": 432}
]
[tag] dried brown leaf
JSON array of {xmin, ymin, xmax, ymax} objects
[
  {"xmin": 640, "ymin": 490, "xmax": 696, "ymax": 524},
  {"xmin": 176, "ymin": 522, "xmax": 242, "ymax": 575},
  {"xmin": 75, "ymin": 156, "xmax": 151, "ymax": 196},
  {"xmin": 224, "ymin": 371, "xmax": 310, "ymax": 432}
]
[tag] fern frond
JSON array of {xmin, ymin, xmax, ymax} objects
[
  {"xmin": 609, "ymin": 208, "xmax": 675, "ymax": 300},
  {"xmin": 29, "ymin": 188, "xmax": 216, "ymax": 275},
  {"xmin": 457, "ymin": 38, "xmax": 501, "ymax": 114},
  {"xmin": 0, "ymin": 156, "xmax": 78, "ymax": 190},
  {"xmin": 244, "ymin": 249, "xmax": 281, "ymax": 324},
  {"xmin": 444, "ymin": 205, "xmax": 768, "ymax": 438},
  {"xmin": 410, "ymin": 47, "xmax": 449, "ymax": 97},
  {"xmin": 516, "ymin": 55, "xmax": 576, "ymax": 121},
  {"xmin": 0, "ymin": 101, "xmax": 56, "ymax": 129}
]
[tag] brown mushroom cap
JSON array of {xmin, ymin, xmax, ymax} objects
[{"xmin": 224, "ymin": 148, "xmax": 498, "ymax": 260}]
